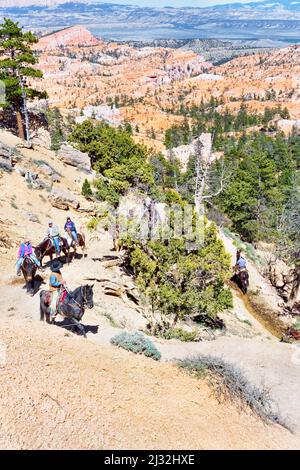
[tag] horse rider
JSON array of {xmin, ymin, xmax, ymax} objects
[
  {"xmin": 49, "ymin": 260, "xmax": 66, "ymax": 321},
  {"xmin": 234, "ymin": 251, "xmax": 247, "ymax": 273},
  {"xmin": 16, "ymin": 239, "xmax": 41, "ymax": 276},
  {"xmin": 64, "ymin": 216, "xmax": 78, "ymax": 246},
  {"xmin": 47, "ymin": 221, "xmax": 61, "ymax": 256}
]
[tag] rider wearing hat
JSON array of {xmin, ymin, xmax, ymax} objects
[
  {"xmin": 47, "ymin": 221, "xmax": 61, "ymax": 256},
  {"xmin": 234, "ymin": 250, "xmax": 247, "ymax": 273},
  {"xmin": 49, "ymin": 260, "xmax": 66, "ymax": 320}
]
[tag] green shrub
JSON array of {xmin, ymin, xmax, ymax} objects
[
  {"xmin": 178, "ymin": 355, "xmax": 288, "ymax": 427},
  {"xmin": 87, "ymin": 217, "xmax": 100, "ymax": 232},
  {"xmin": 163, "ymin": 328, "xmax": 198, "ymax": 342},
  {"xmin": 111, "ymin": 332, "xmax": 161, "ymax": 361},
  {"xmin": 69, "ymin": 120, "xmax": 153, "ymax": 207},
  {"xmin": 122, "ymin": 221, "xmax": 233, "ymax": 326}
]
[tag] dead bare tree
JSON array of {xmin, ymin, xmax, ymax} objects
[{"xmin": 194, "ymin": 133, "xmax": 230, "ymax": 213}]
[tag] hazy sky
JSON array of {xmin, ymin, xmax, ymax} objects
[{"xmin": 106, "ymin": 0, "xmax": 261, "ymax": 6}]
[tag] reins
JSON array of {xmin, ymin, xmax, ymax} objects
[
  {"xmin": 37, "ymin": 238, "xmax": 52, "ymax": 258},
  {"xmin": 63, "ymin": 285, "xmax": 88, "ymax": 311}
]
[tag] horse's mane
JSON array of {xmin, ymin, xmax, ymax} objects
[{"xmin": 36, "ymin": 237, "xmax": 49, "ymax": 247}]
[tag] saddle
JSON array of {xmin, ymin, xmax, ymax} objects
[
  {"xmin": 59, "ymin": 289, "xmax": 68, "ymax": 305},
  {"xmin": 44, "ymin": 289, "xmax": 68, "ymax": 313},
  {"xmin": 49, "ymin": 236, "xmax": 63, "ymax": 247},
  {"xmin": 239, "ymin": 267, "xmax": 248, "ymax": 274}
]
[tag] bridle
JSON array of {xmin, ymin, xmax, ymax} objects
[
  {"xmin": 64, "ymin": 285, "xmax": 91, "ymax": 311},
  {"xmin": 36, "ymin": 238, "xmax": 52, "ymax": 258}
]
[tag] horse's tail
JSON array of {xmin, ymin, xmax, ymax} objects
[
  {"xmin": 40, "ymin": 290, "xmax": 45, "ymax": 321},
  {"xmin": 81, "ymin": 231, "xmax": 86, "ymax": 251}
]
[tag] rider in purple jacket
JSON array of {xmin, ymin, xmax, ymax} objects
[
  {"xmin": 16, "ymin": 240, "xmax": 41, "ymax": 276},
  {"xmin": 64, "ymin": 217, "xmax": 79, "ymax": 245}
]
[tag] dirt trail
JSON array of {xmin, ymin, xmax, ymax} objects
[{"xmin": 2, "ymin": 230, "xmax": 300, "ymax": 438}]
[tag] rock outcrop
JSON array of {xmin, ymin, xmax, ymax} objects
[
  {"xmin": 276, "ymin": 119, "xmax": 300, "ymax": 136},
  {"xmin": 57, "ymin": 144, "xmax": 91, "ymax": 172},
  {"xmin": 31, "ymin": 128, "xmax": 52, "ymax": 149},
  {"xmin": 49, "ymin": 187, "xmax": 80, "ymax": 210}
]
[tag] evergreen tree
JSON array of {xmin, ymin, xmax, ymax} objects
[
  {"xmin": 0, "ymin": 18, "xmax": 46, "ymax": 139},
  {"xmin": 82, "ymin": 178, "xmax": 93, "ymax": 199}
]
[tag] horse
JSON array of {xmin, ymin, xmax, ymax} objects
[
  {"xmin": 39, "ymin": 284, "xmax": 94, "ymax": 337},
  {"xmin": 232, "ymin": 269, "xmax": 249, "ymax": 295},
  {"xmin": 21, "ymin": 256, "xmax": 37, "ymax": 295},
  {"xmin": 65, "ymin": 232, "xmax": 86, "ymax": 260},
  {"xmin": 35, "ymin": 237, "xmax": 70, "ymax": 267}
]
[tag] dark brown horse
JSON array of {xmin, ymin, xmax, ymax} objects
[
  {"xmin": 35, "ymin": 237, "xmax": 70, "ymax": 267},
  {"xmin": 232, "ymin": 270, "xmax": 249, "ymax": 295},
  {"xmin": 40, "ymin": 284, "xmax": 94, "ymax": 337},
  {"xmin": 21, "ymin": 256, "xmax": 37, "ymax": 295}
]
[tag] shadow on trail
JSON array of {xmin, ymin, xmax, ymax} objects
[
  {"xmin": 53, "ymin": 318, "xmax": 99, "ymax": 336},
  {"xmin": 92, "ymin": 255, "xmax": 119, "ymax": 262},
  {"xmin": 22, "ymin": 274, "xmax": 45, "ymax": 296}
]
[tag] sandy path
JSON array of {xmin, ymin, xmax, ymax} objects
[{"xmin": 0, "ymin": 316, "xmax": 299, "ymax": 450}]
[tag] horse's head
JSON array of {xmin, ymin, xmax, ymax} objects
[
  {"xmin": 34, "ymin": 245, "xmax": 42, "ymax": 260},
  {"xmin": 83, "ymin": 284, "xmax": 94, "ymax": 309},
  {"xmin": 22, "ymin": 256, "xmax": 36, "ymax": 280}
]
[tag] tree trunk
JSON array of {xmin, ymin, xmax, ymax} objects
[
  {"xmin": 289, "ymin": 264, "xmax": 300, "ymax": 303},
  {"xmin": 15, "ymin": 105, "xmax": 25, "ymax": 140}
]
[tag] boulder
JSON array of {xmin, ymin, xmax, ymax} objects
[
  {"xmin": 22, "ymin": 211, "xmax": 40, "ymax": 223},
  {"xmin": 25, "ymin": 171, "xmax": 38, "ymax": 183},
  {"xmin": 37, "ymin": 162, "xmax": 61, "ymax": 182},
  {"xmin": 0, "ymin": 142, "xmax": 13, "ymax": 171},
  {"xmin": 57, "ymin": 143, "xmax": 91, "ymax": 171},
  {"xmin": 49, "ymin": 188, "xmax": 80, "ymax": 210},
  {"xmin": 51, "ymin": 174, "xmax": 61, "ymax": 183},
  {"xmin": 15, "ymin": 167, "xmax": 26, "ymax": 177},
  {"xmin": 276, "ymin": 119, "xmax": 300, "ymax": 136},
  {"xmin": 34, "ymin": 178, "xmax": 47, "ymax": 189},
  {"xmin": 31, "ymin": 128, "xmax": 52, "ymax": 149}
]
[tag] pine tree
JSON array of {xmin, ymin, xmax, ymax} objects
[
  {"xmin": 82, "ymin": 179, "xmax": 93, "ymax": 199},
  {"xmin": 0, "ymin": 18, "xmax": 46, "ymax": 139}
]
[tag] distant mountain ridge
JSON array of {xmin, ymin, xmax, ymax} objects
[
  {"xmin": 1, "ymin": 0, "xmax": 300, "ymax": 41},
  {"xmin": 36, "ymin": 25, "xmax": 99, "ymax": 49}
]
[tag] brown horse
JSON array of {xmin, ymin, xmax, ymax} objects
[
  {"xmin": 66, "ymin": 232, "xmax": 86, "ymax": 260},
  {"xmin": 231, "ymin": 270, "xmax": 249, "ymax": 295},
  {"xmin": 21, "ymin": 256, "xmax": 37, "ymax": 295},
  {"xmin": 35, "ymin": 237, "xmax": 70, "ymax": 267}
]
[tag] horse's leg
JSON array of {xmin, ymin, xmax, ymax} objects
[
  {"xmin": 62, "ymin": 248, "xmax": 69, "ymax": 264},
  {"xmin": 70, "ymin": 317, "xmax": 86, "ymax": 338},
  {"xmin": 46, "ymin": 310, "xmax": 52, "ymax": 324},
  {"xmin": 40, "ymin": 303, "xmax": 45, "ymax": 321},
  {"xmin": 30, "ymin": 278, "xmax": 35, "ymax": 296}
]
